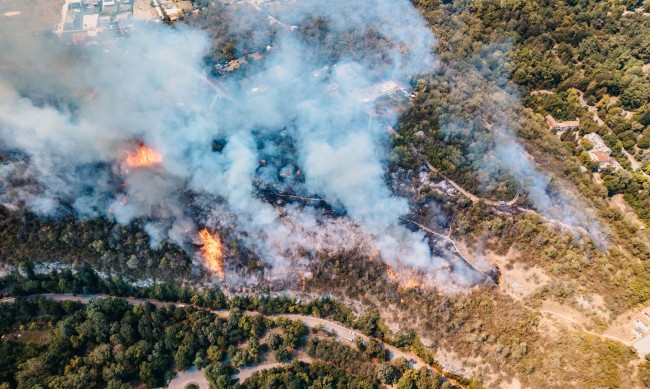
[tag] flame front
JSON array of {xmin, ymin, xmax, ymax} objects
[
  {"xmin": 299, "ymin": 274, "xmax": 306, "ymax": 291},
  {"xmin": 403, "ymin": 278, "xmax": 421, "ymax": 290},
  {"xmin": 386, "ymin": 266, "xmax": 397, "ymax": 281},
  {"xmin": 199, "ymin": 229, "xmax": 225, "ymax": 280},
  {"xmin": 125, "ymin": 145, "xmax": 162, "ymax": 168}
]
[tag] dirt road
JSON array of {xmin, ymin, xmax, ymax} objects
[
  {"xmin": 281, "ymin": 314, "xmax": 427, "ymax": 368},
  {"xmin": 8, "ymin": 293, "xmax": 465, "ymax": 388},
  {"xmin": 575, "ymin": 89, "xmax": 604, "ymax": 126},
  {"xmin": 167, "ymin": 367, "xmax": 206, "ymax": 389},
  {"xmin": 538, "ymin": 309, "xmax": 630, "ymax": 344},
  {"xmin": 425, "ymin": 161, "xmax": 519, "ymax": 207}
]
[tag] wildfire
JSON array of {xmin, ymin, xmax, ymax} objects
[
  {"xmin": 199, "ymin": 229, "xmax": 225, "ymax": 280},
  {"xmin": 386, "ymin": 266, "xmax": 425, "ymax": 290},
  {"xmin": 403, "ymin": 277, "xmax": 421, "ymax": 290},
  {"xmin": 386, "ymin": 266, "xmax": 398, "ymax": 281},
  {"xmin": 299, "ymin": 274, "xmax": 306, "ymax": 291},
  {"xmin": 124, "ymin": 145, "xmax": 162, "ymax": 168}
]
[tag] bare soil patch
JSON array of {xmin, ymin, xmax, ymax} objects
[
  {"xmin": 134, "ymin": 0, "xmax": 158, "ymax": 21},
  {"xmin": 605, "ymin": 304, "xmax": 650, "ymax": 344}
]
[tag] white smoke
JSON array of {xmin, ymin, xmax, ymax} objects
[{"xmin": 0, "ymin": 0, "xmax": 488, "ymax": 286}]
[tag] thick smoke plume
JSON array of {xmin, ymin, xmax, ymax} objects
[{"xmin": 0, "ymin": 0, "xmax": 486, "ymax": 288}]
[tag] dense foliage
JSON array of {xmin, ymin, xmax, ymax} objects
[
  {"xmin": 0, "ymin": 207, "xmax": 193, "ymax": 282},
  {"xmin": 0, "ymin": 297, "xmax": 306, "ymax": 388}
]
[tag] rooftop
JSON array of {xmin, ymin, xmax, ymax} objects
[
  {"xmin": 590, "ymin": 150, "xmax": 612, "ymax": 163},
  {"xmin": 546, "ymin": 115, "xmax": 579, "ymax": 129},
  {"xmin": 354, "ymin": 81, "xmax": 407, "ymax": 103}
]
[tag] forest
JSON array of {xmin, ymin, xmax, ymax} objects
[
  {"xmin": 1, "ymin": 0, "xmax": 650, "ymax": 387},
  {"xmin": 0, "ymin": 267, "xmax": 460, "ymax": 388}
]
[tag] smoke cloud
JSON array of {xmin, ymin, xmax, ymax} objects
[{"xmin": 0, "ymin": 0, "xmax": 489, "ymax": 287}]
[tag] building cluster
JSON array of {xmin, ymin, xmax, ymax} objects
[
  {"xmin": 583, "ymin": 132, "xmax": 621, "ymax": 171},
  {"xmin": 61, "ymin": 0, "xmax": 134, "ymax": 43}
]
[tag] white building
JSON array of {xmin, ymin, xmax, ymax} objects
[
  {"xmin": 82, "ymin": 14, "xmax": 99, "ymax": 30},
  {"xmin": 584, "ymin": 132, "xmax": 611, "ymax": 155}
]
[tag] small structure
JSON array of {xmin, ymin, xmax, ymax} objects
[
  {"xmin": 584, "ymin": 132, "xmax": 611, "ymax": 155},
  {"xmin": 216, "ymin": 57, "xmax": 248, "ymax": 75},
  {"xmin": 164, "ymin": 6, "xmax": 180, "ymax": 20},
  {"xmin": 175, "ymin": 1, "xmax": 193, "ymax": 12},
  {"xmin": 98, "ymin": 15, "xmax": 111, "ymax": 26},
  {"xmin": 354, "ymin": 81, "xmax": 409, "ymax": 104},
  {"xmin": 114, "ymin": 13, "xmax": 131, "ymax": 22},
  {"xmin": 279, "ymin": 165, "xmax": 295, "ymax": 178},
  {"xmin": 588, "ymin": 150, "xmax": 621, "ymax": 171},
  {"xmin": 216, "ymin": 53, "xmax": 264, "ymax": 76},
  {"xmin": 530, "ymin": 90, "xmax": 554, "ymax": 96},
  {"xmin": 546, "ymin": 115, "xmax": 579, "ymax": 131},
  {"xmin": 82, "ymin": 14, "xmax": 99, "ymax": 30}
]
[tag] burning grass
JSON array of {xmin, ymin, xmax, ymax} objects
[
  {"xmin": 124, "ymin": 145, "xmax": 162, "ymax": 169},
  {"xmin": 385, "ymin": 265, "xmax": 429, "ymax": 291},
  {"xmin": 199, "ymin": 228, "xmax": 225, "ymax": 280}
]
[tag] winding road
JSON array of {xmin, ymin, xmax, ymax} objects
[
  {"xmin": 575, "ymin": 89, "xmax": 604, "ymax": 126},
  {"xmin": 537, "ymin": 309, "xmax": 630, "ymax": 345},
  {"xmin": 424, "ymin": 161, "xmax": 520, "ymax": 207},
  {"xmin": 4, "ymin": 293, "xmax": 465, "ymax": 389}
]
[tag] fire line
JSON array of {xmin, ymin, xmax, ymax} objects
[{"xmin": 199, "ymin": 229, "xmax": 225, "ymax": 280}]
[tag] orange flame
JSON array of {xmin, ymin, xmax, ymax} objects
[
  {"xmin": 403, "ymin": 277, "xmax": 421, "ymax": 290},
  {"xmin": 199, "ymin": 229, "xmax": 225, "ymax": 280},
  {"xmin": 386, "ymin": 266, "xmax": 397, "ymax": 281},
  {"xmin": 299, "ymin": 274, "xmax": 306, "ymax": 291},
  {"xmin": 125, "ymin": 145, "xmax": 162, "ymax": 168}
]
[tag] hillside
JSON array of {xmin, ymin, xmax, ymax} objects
[{"xmin": 0, "ymin": 0, "xmax": 650, "ymax": 388}]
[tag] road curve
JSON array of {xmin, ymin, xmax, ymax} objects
[
  {"xmin": 424, "ymin": 160, "xmax": 519, "ymax": 207},
  {"xmin": 5, "ymin": 293, "xmax": 467, "ymax": 388}
]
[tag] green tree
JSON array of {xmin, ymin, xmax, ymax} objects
[
  {"xmin": 375, "ymin": 362, "xmax": 398, "ymax": 384},
  {"xmin": 205, "ymin": 363, "xmax": 230, "ymax": 389},
  {"xmin": 266, "ymin": 333, "xmax": 283, "ymax": 350},
  {"xmin": 274, "ymin": 348, "xmax": 291, "ymax": 362}
]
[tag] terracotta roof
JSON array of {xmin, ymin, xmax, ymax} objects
[
  {"xmin": 592, "ymin": 151, "xmax": 612, "ymax": 162},
  {"xmin": 546, "ymin": 115, "xmax": 579, "ymax": 129}
]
